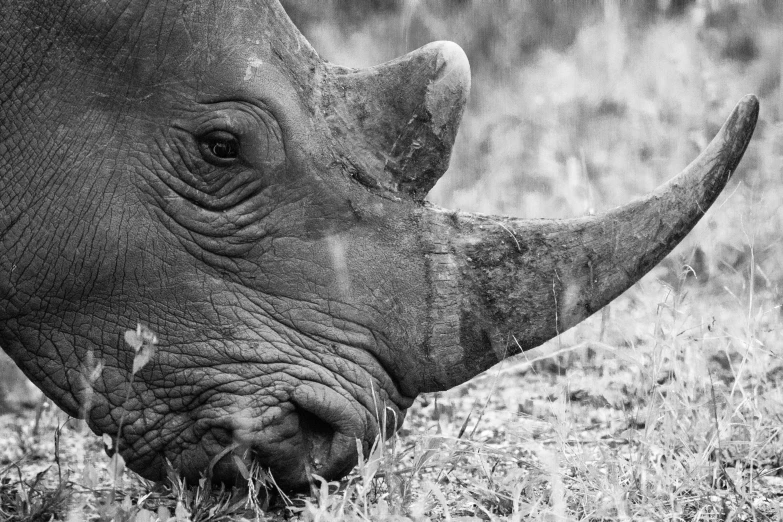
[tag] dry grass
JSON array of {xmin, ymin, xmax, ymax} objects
[{"xmin": 2, "ymin": 1, "xmax": 783, "ymax": 520}]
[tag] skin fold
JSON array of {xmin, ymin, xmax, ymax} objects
[{"xmin": 0, "ymin": 0, "xmax": 758, "ymax": 489}]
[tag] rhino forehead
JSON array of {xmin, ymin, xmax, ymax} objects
[{"xmin": 16, "ymin": 1, "xmax": 317, "ymax": 103}]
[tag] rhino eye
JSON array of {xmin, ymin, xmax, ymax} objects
[{"xmin": 199, "ymin": 131, "xmax": 240, "ymax": 164}]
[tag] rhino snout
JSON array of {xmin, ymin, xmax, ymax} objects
[{"xmin": 186, "ymin": 381, "xmax": 400, "ymax": 490}]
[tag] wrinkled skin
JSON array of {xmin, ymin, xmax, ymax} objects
[{"xmin": 0, "ymin": 0, "xmax": 758, "ymax": 489}]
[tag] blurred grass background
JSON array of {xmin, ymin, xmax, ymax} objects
[{"xmin": 2, "ymin": 2, "xmax": 783, "ymax": 519}]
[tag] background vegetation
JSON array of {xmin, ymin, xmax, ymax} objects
[{"xmin": 2, "ymin": 0, "xmax": 783, "ymax": 520}]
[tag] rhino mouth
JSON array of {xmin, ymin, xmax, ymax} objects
[
  {"xmin": 295, "ymin": 406, "xmax": 362, "ymax": 481},
  {"xmin": 286, "ymin": 385, "xmax": 373, "ymax": 485},
  {"xmin": 204, "ymin": 378, "xmax": 399, "ymax": 489}
]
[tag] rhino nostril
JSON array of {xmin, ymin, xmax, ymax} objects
[
  {"xmin": 297, "ymin": 407, "xmax": 336, "ymax": 471},
  {"xmin": 285, "ymin": 384, "xmax": 370, "ymax": 486}
]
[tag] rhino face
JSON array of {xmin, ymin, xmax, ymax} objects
[{"xmin": 0, "ymin": 0, "xmax": 757, "ymax": 489}]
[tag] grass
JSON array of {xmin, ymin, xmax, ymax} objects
[{"xmin": 2, "ymin": 1, "xmax": 783, "ymax": 520}]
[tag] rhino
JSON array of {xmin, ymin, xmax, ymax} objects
[{"xmin": 0, "ymin": 0, "xmax": 758, "ymax": 490}]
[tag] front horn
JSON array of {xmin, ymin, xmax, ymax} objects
[{"xmin": 417, "ymin": 95, "xmax": 758, "ymax": 392}]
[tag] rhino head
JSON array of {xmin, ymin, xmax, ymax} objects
[{"xmin": 0, "ymin": 0, "xmax": 757, "ymax": 489}]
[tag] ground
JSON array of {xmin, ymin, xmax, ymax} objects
[{"xmin": 2, "ymin": 1, "xmax": 783, "ymax": 520}]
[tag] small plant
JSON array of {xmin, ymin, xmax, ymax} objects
[
  {"xmin": 0, "ymin": 466, "xmax": 70, "ymax": 522},
  {"xmin": 100, "ymin": 323, "xmax": 160, "ymax": 491}
]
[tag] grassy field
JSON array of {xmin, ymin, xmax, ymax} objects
[{"xmin": 2, "ymin": 1, "xmax": 783, "ymax": 520}]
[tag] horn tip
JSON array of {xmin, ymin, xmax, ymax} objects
[
  {"xmin": 735, "ymin": 94, "xmax": 759, "ymax": 129},
  {"xmin": 724, "ymin": 94, "xmax": 759, "ymax": 171},
  {"xmin": 739, "ymin": 93, "xmax": 759, "ymax": 113},
  {"xmin": 429, "ymin": 41, "xmax": 470, "ymax": 73},
  {"xmin": 422, "ymin": 41, "xmax": 471, "ymax": 144},
  {"xmin": 426, "ymin": 40, "xmax": 471, "ymax": 96}
]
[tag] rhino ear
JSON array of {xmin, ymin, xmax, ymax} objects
[{"xmin": 323, "ymin": 41, "xmax": 470, "ymax": 201}]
